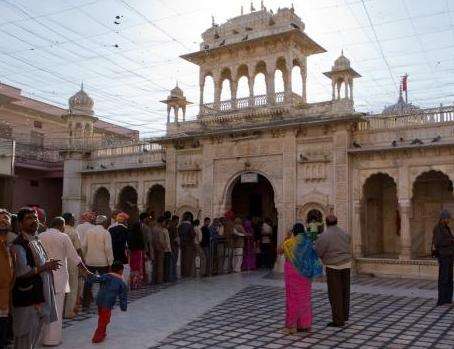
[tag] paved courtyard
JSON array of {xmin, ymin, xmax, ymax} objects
[{"xmin": 58, "ymin": 272, "xmax": 453, "ymax": 349}]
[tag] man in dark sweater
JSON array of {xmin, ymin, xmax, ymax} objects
[
  {"xmin": 315, "ymin": 214, "xmax": 352, "ymax": 327},
  {"xmin": 433, "ymin": 209, "xmax": 454, "ymax": 306}
]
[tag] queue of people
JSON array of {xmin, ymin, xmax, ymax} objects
[{"xmin": 2, "ymin": 203, "xmax": 452, "ymax": 347}]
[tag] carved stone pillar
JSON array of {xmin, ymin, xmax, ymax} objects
[
  {"xmin": 173, "ymin": 106, "xmax": 179, "ymax": 123},
  {"xmin": 266, "ymin": 72, "xmax": 275, "ymax": 105},
  {"xmin": 214, "ymin": 80, "xmax": 222, "ymax": 110},
  {"xmin": 349, "ymin": 80, "xmax": 354, "ymax": 100},
  {"xmin": 331, "ymin": 80, "xmax": 335, "ymax": 101},
  {"xmin": 353, "ymin": 200, "xmax": 363, "ymax": 257},
  {"xmin": 248, "ymin": 76, "xmax": 254, "ymax": 107},
  {"xmin": 230, "ymin": 79, "xmax": 238, "ymax": 109},
  {"xmin": 166, "ymin": 105, "xmax": 171, "ymax": 124},
  {"xmin": 301, "ymin": 68, "xmax": 307, "ymax": 103},
  {"xmin": 284, "ymin": 69, "xmax": 292, "ymax": 103},
  {"xmin": 399, "ymin": 199, "xmax": 412, "ymax": 260},
  {"xmin": 199, "ymin": 71, "xmax": 205, "ymax": 115},
  {"xmin": 344, "ymin": 76, "xmax": 349, "ymax": 99},
  {"xmin": 336, "ymin": 82, "xmax": 341, "ymax": 100}
]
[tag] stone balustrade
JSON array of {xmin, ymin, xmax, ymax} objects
[
  {"xmin": 200, "ymin": 92, "xmax": 301, "ymax": 116},
  {"xmin": 357, "ymin": 104, "xmax": 454, "ymax": 131},
  {"xmin": 83, "ymin": 144, "xmax": 165, "ymax": 172}
]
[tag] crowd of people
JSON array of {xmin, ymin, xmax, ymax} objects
[
  {"xmin": 0, "ymin": 206, "xmax": 285, "ymax": 348},
  {"xmin": 1, "ymin": 204, "xmax": 452, "ymax": 348}
]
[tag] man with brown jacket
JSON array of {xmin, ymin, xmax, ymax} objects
[{"xmin": 0, "ymin": 209, "xmax": 14, "ymax": 349}]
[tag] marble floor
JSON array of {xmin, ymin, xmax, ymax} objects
[{"xmin": 56, "ymin": 271, "xmax": 451, "ymax": 349}]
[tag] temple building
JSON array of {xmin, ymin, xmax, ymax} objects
[
  {"xmin": 61, "ymin": 5, "xmax": 454, "ymax": 279},
  {"xmin": 0, "ymin": 83, "xmax": 138, "ymax": 218}
]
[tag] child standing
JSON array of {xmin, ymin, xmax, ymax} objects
[{"xmin": 88, "ymin": 261, "xmax": 128, "ymax": 343}]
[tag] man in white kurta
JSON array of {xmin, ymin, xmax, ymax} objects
[{"xmin": 40, "ymin": 217, "xmax": 89, "ymax": 346}]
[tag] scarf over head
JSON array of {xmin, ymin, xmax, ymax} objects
[{"xmin": 283, "ymin": 223, "xmax": 322, "ymax": 279}]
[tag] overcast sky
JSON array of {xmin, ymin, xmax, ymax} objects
[{"xmin": 0, "ymin": 0, "xmax": 453, "ymax": 138}]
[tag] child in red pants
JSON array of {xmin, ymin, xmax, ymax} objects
[{"xmin": 87, "ymin": 261, "xmax": 128, "ymax": 343}]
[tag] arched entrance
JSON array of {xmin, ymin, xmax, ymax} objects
[
  {"xmin": 118, "ymin": 186, "xmax": 139, "ymax": 223},
  {"xmin": 92, "ymin": 187, "xmax": 111, "ymax": 218},
  {"xmin": 361, "ymin": 173, "xmax": 399, "ymax": 258},
  {"xmin": 146, "ymin": 184, "xmax": 165, "ymax": 220},
  {"xmin": 411, "ymin": 170, "xmax": 454, "ymax": 257},
  {"xmin": 229, "ymin": 173, "xmax": 277, "ymax": 221},
  {"xmin": 228, "ymin": 172, "xmax": 277, "ymax": 268}
]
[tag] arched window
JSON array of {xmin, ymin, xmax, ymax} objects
[{"xmin": 203, "ymin": 75, "xmax": 215, "ymax": 104}]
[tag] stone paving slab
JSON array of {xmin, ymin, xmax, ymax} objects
[
  {"xmin": 149, "ymin": 285, "xmax": 453, "ymax": 349},
  {"xmin": 264, "ymin": 272, "xmax": 437, "ymax": 290},
  {"xmin": 62, "ymin": 282, "xmax": 174, "ymax": 329}
]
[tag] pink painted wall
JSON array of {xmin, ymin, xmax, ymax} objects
[{"xmin": 12, "ymin": 167, "xmax": 63, "ymax": 220}]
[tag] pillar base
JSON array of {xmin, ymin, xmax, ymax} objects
[{"xmin": 273, "ymin": 254, "xmax": 285, "ymax": 273}]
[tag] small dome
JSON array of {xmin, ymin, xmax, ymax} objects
[
  {"xmin": 68, "ymin": 84, "xmax": 94, "ymax": 115},
  {"xmin": 382, "ymin": 93, "xmax": 420, "ymax": 115},
  {"xmin": 170, "ymin": 85, "xmax": 184, "ymax": 97},
  {"xmin": 333, "ymin": 52, "xmax": 350, "ymax": 71}
]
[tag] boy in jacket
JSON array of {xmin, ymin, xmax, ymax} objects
[{"xmin": 86, "ymin": 261, "xmax": 128, "ymax": 343}]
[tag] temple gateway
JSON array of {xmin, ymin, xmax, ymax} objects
[{"xmin": 62, "ymin": 5, "xmax": 454, "ymax": 279}]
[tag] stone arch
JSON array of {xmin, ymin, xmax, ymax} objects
[
  {"xmin": 236, "ymin": 64, "xmax": 249, "ymax": 79},
  {"xmin": 358, "ymin": 170, "xmax": 399, "ymax": 201},
  {"xmin": 146, "ymin": 184, "xmax": 165, "ymax": 220},
  {"xmin": 297, "ymin": 202, "xmax": 329, "ymax": 224},
  {"xmin": 221, "ymin": 169, "xmax": 279, "ymax": 211},
  {"xmin": 117, "ymin": 185, "xmax": 139, "ymax": 223},
  {"xmin": 411, "ymin": 170, "xmax": 454, "ymax": 257},
  {"xmin": 202, "ymin": 73, "xmax": 215, "ymax": 104},
  {"xmin": 361, "ymin": 173, "xmax": 399, "ymax": 258},
  {"xmin": 176, "ymin": 205, "xmax": 199, "ymax": 219},
  {"xmin": 92, "ymin": 186, "xmax": 111, "ymax": 218}
]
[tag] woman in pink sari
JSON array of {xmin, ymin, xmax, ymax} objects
[
  {"xmin": 279, "ymin": 223, "xmax": 322, "ymax": 334},
  {"xmin": 242, "ymin": 218, "xmax": 256, "ymax": 271}
]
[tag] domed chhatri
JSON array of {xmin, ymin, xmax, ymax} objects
[
  {"xmin": 170, "ymin": 85, "xmax": 184, "ymax": 98},
  {"xmin": 68, "ymin": 83, "xmax": 94, "ymax": 116},
  {"xmin": 333, "ymin": 51, "xmax": 351, "ymax": 71},
  {"xmin": 161, "ymin": 83, "xmax": 192, "ymax": 124},
  {"xmin": 323, "ymin": 51, "xmax": 360, "ymax": 101}
]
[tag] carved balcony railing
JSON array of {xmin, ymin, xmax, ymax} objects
[
  {"xmin": 200, "ymin": 92, "xmax": 303, "ymax": 116},
  {"xmin": 357, "ymin": 105, "xmax": 454, "ymax": 132},
  {"xmin": 83, "ymin": 142, "xmax": 165, "ymax": 172}
]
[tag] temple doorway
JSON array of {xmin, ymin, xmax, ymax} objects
[{"xmin": 229, "ymin": 173, "xmax": 277, "ymax": 268}]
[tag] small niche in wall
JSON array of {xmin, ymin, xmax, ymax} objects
[{"xmin": 30, "ymin": 180, "xmax": 39, "ymax": 187}]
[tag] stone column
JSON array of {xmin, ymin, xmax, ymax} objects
[
  {"xmin": 61, "ymin": 151, "xmax": 85, "ymax": 223},
  {"xmin": 344, "ymin": 76, "xmax": 349, "ymax": 99},
  {"xmin": 331, "ymin": 80, "xmax": 335, "ymax": 100},
  {"xmin": 273, "ymin": 131, "xmax": 297, "ymax": 273},
  {"xmin": 230, "ymin": 79, "xmax": 238, "ymax": 109},
  {"xmin": 337, "ymin": 82, "xmax": 341, "ymax": 100},
  {"xmin": 199, "ymin": 71, "xmax": 205, "ymax": 115},
  {"xmin": 352, "ymin": 200, "xmax": 363, "ymax": 257},
  {"xmin": 301, "ymin": 67, "xmax": 307, "ymax": 103},
  {"xmin": 214, "ymin": 80, "xmax": 222, "ymax": 110},
  {"xmin": 173, "ymin": 106, "xmax": 179, "ymax": 123},
  {"xmin": 248, "ymin": 76, "xmax": 254, "ymax": 107},
  {"xmin": 349, "ymin": 80, "xmax": 354, "ymax": 100},
  {"xmin": 166, "ymin": 105, "xmax": 171, "ymax": 124},
  {"xmin": 164, "ymin": 145, "xmax": 177, "ymax": 213},
  {"xmin": 333, "ymin": 128, "xmax": 350, "ymax": 230},
  {"xmin": 399, "ymin": 199, "xmax": 412, "ymax": 260},
  {"xmin": 284, "ymin": 69, "xmax": 292, "ymax": 103},
  {"xmin": 200, "ymin": 139, "xmax": 215, "ymax": 219},
  {"xmin": 266, "ymin": 71, "xmax": 275, "ymax": 105}
]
